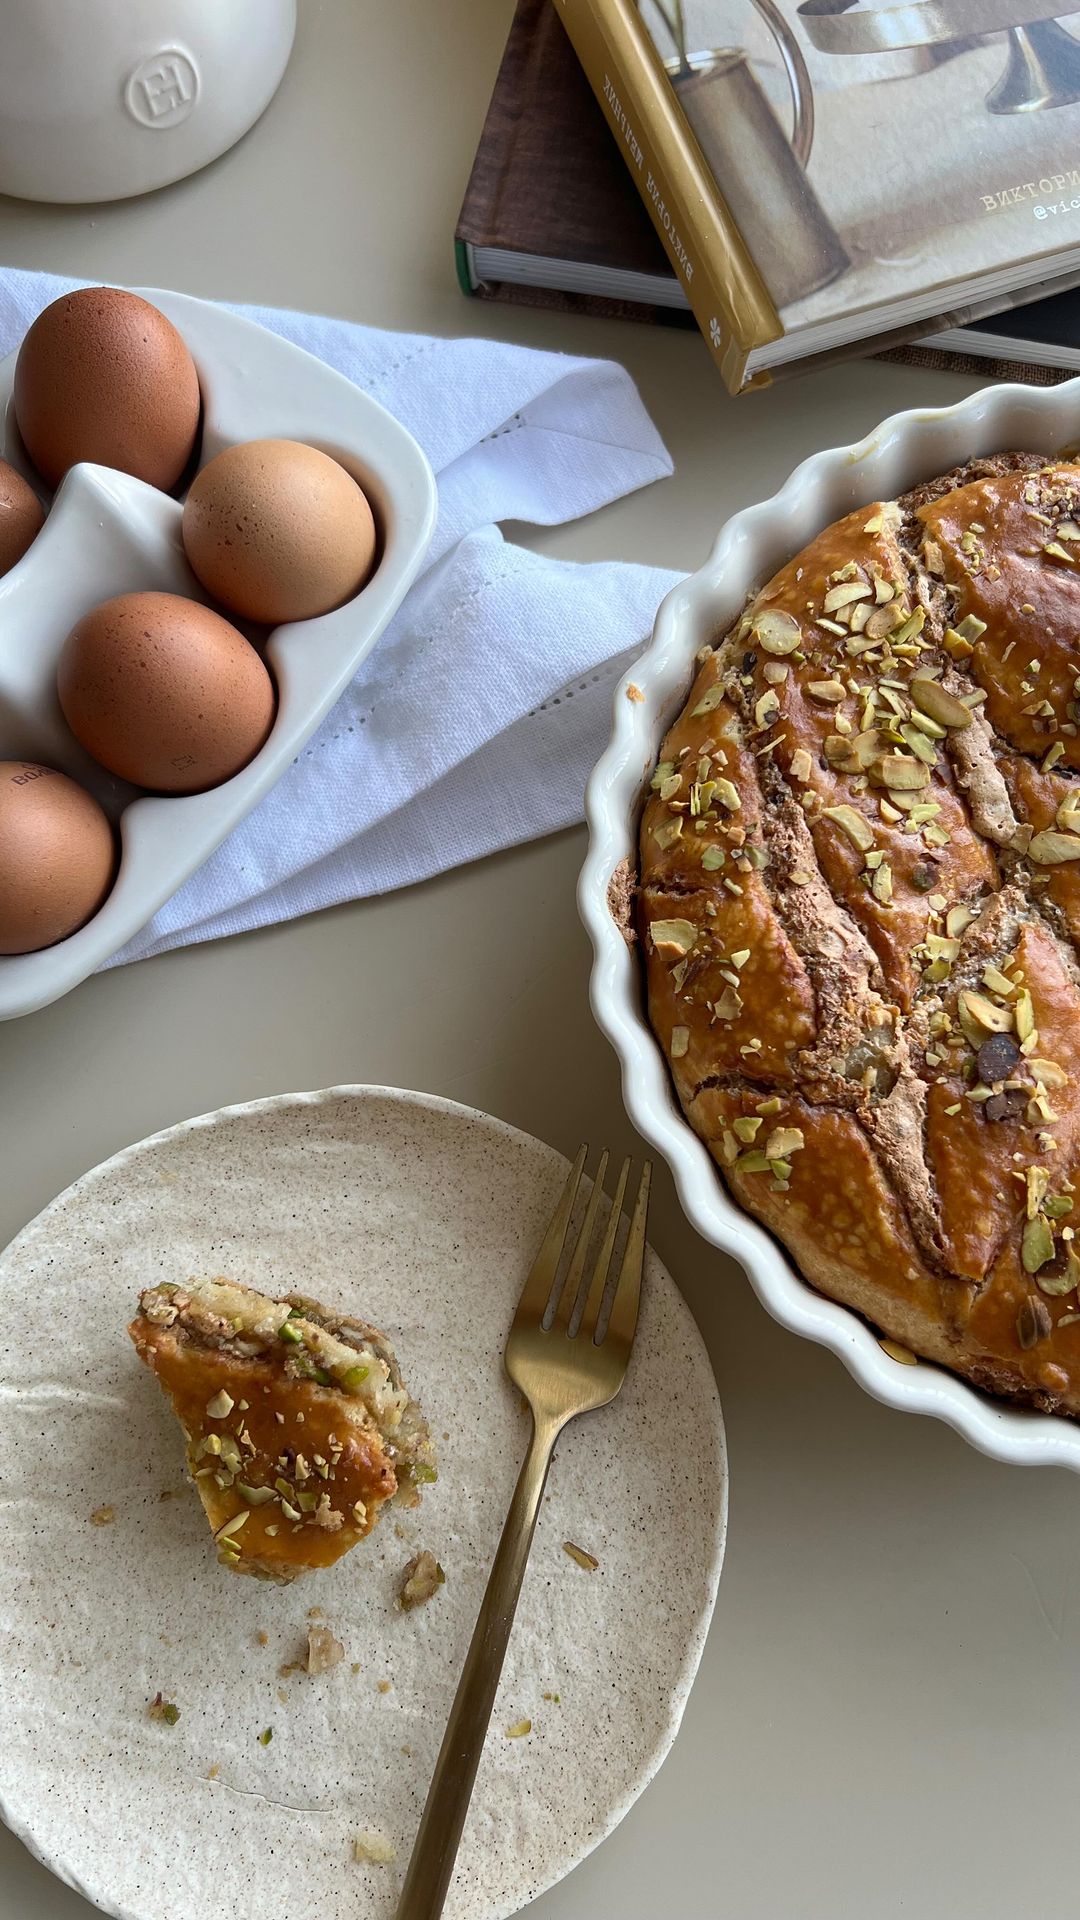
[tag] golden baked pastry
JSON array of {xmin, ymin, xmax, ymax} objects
[
  {"xmin": 641, "ymin": 455, "xmax": 1080, "ymax": 1415},
  {"xmin": 130, "ymin": 1277, "xmax": 435, "ymax": 1578}
]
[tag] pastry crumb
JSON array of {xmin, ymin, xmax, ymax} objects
[
  {"xmin": 255, "ymin": 1630, "xmax": 269, "ymax": 1647},
  {"xmin": 626, "ymin": 682, "xmax": 645, "ymax": 703},
  {"xmin": 352, "ymin": 1831, "xmax": 396, "ymax": 1865},
  {"xmin": 306, "ymin": 1625, "xmax": 345, "ymax": 1675},
  {"xmin": 399, "ymin": 1549, "xmax": 445, "ymax": 1611},
  {"xmin": 206, "ymin": 1764, "xmax": 220, "ymax": 1781},
  {"xmin": 90, "ymin": 1505, "xmax": 115, "ymax": 1526},
  {"xmin": 306, "ymin": 1606, "xmax": 324, "ymax": 1620},
  {"xmin": 277, "ymin": 1688, "xmax": 289, "ymax": 1705},
  {"xmin": 351, "ymin": 1661, "xmax": 362, "ymax": 1675},
  {"xmin": 377, "ymin": 1679, "xmax": 393, "ymax": 1695},
  {"xmin": 879, "ymin": 1338, "xmax": 918, "ymax": 1365}
]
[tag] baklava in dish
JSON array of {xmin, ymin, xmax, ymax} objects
[
  {"xmin": 643, "ymin": 456, "xmax": 1080, "ymax": 1415},
  {"xmin": 130, "ymin": 1277, "xmax": 435, "ymax": 1578}
]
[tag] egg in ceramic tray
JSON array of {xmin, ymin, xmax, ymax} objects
[{"xmin": 0, "ymin": 284, "xmax": 437, "ymax": 1019}]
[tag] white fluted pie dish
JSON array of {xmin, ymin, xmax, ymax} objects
[{"xmin": 580, "ymin": 375, "xmax": 1080, "ymax": 1473}]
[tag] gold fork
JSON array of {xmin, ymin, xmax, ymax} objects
[{"xmin": 394, "ymin": 1145, "xmax": 651, "ymax": 1920}]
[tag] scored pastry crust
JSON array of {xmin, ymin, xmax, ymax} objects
[
  {"xmin": 130, "ymin": 1277, "xmax": 435, "ymax": 1579},
  {"xmin": 641, "ymin": 454, "xmax": 1080, "ymax": 1416}
]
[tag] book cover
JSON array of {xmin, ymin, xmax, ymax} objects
[
  {"xmin": 556, "ymin": 0, "xmax": 1080, "ymax": 388},
  {"xmin": 456, "ymin": 0, "xmax": 685, "ymax": 323}
]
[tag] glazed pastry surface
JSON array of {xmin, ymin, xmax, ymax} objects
[{"xmin": 642, "ymin": 456, "xmax": 1080, "ymax": 1413}]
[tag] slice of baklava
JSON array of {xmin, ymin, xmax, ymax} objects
[{"xmin": 130, "ymin": 1277, "xmax": 436, "ymax": 1580}]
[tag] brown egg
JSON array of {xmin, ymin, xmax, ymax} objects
[
  {"xmin": 14, "ymin": 287, "xmax": 201, "ymax": 492},
  {"xmin": 182, "ymin": 438, "xmax": 377, "ymax": 624},
  {"xmin": 0, "ymin": 762, "xmax": 115, "ymax": 955},
  {"xmin": 58, "ymin": 591, "xmax": 275, "ymax": 795},
  {"xmin": 0, "ymin": 460, "xmax": 44, "ymax": 577}
]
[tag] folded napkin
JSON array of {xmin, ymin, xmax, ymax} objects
[{"xmin": 0, "ymin": 268, "xmax": 681, "ymax": 964}]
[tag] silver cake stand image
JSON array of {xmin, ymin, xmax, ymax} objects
[{"xmin": 797, "ymin": 0, "xmax": 1080, "ymax": 112}]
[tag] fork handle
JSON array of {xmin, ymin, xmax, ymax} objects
[{"xmin": 394, "ymin": 1409, "xmax": 562, "ymax": 1920}]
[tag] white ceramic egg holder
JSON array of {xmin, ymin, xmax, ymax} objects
[{"xmin": 0, "ymin": 288, "xmax": 437, "ymax": 1020}]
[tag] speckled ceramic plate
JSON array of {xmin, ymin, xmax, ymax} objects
[{"xmin": 0, "ymin": 1086, "xmax": 726, "ymax": 1920}]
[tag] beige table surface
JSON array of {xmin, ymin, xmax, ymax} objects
[{"xmin": 1, "ymin": 6, "xmax": 1077, "ymax": 1918}]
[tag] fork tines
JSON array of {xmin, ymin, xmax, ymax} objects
[{"xmin": 514, "ymin": 1147, "xmax": 651, "ymax": 1351}]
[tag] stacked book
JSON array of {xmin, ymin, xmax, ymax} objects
[{"xmin": 457, "ymin": 0, "xmax": 1080, "ymax": 391}]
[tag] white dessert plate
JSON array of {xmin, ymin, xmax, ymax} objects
[
  {"xmin": 0, "ymin": 287, "xmax": 437, "ymax": 1021},
  {"xmin": 0, "ymin": 1085, "xmax": 726, "ymax": 1920},
  {"xmin": 580, "ymin": 374, "xmax": 1080, "ymax": 1474}
]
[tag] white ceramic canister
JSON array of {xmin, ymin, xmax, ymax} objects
[{"xmin": 0, "ymin": 0, "xmax": 297, "ymax": 203}]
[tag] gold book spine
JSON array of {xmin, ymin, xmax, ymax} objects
[{"xmin": 553, "ymin": 0, "xmax": 781, "ymax": 394}]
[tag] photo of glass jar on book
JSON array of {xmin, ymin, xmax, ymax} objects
[
  {"xmin": 647, "ymin": 0, "xmax": 849, "ymax": 309},
  {"xmin": 554, "ymin": 0, "xmax": 1080, "ymax": 391}
]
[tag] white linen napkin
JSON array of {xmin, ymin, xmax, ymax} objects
[{"xmin": 0, "ymin": 268, "xmax": 681, "ymax": 964}]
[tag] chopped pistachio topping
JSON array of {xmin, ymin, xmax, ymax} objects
[
  {"xmin": 956, "ymin": 614, "xmax": 986, "ymax": 642},
  {"xmin": 691, "ymin": 685, "xmax": 724, "ymax": 716},
  {"xmin": 957, "ymin": 990, "xmax": 1013, "ymax": 1044},
  {"xmin": 1027, "ymin": 1166, "xmax": 1050, "ymax": 1219},
  {"xmin": 352, "ymin": 1832, "xmax": 397, "ymax": 1866},
  {"xmin": 899, "ymin": 725, "xmax": 937, "ymax": 767},
  {"xmin": 713, "ymin": 986, "xmax": 743, "ymax": 1022},
  {"xmin": 871, "ymin": 862, "xmax": 893, "ymax": 905},
  {"xmin": 763, "ymin": 1127, "xmax": 804, "ymax": 1161},
  {"xmin": 1028, "ymin": 829, "xmax": 1080, "ymax": 865},
  {"xmin": 822, "ymin": 804, "xmax": 874, "ymax": 852},
  {"xmin": 215, "ymin": 1509, "xmax": 251, "ymax": 1542},
  {"xmin": 1022, "ymin": 1216, "xmax": 1056, "ymax": 1275},
  {"xmin": 1015, "ymin": 989, "xmax": 1036, "ymax": 1042},
  {"xmin": 650, "ymin": 918, "xmax": 697, "ymax": 956},
  {"xmin": 879, "ymin": 1339, "xmax": 917, "ymax": 1365},
  {"xmin": 399, "ymin": 1551, "xmax": 445, "ymax": 1611},
  {"xmin": 237, "ymin": 1482, "xmax": 277, "ymax": 1507},
  {"xmin": 909, "ymin": 677, "xmax": 973, "ymax": 730},
  {"xmin": 875, "ymin": 755, "xmax": 931, "ymax": 791},
  {"xmin": 823, "ymin": 581, "xmax": 872, "ymax": 612},
  {"xmin": 1030, "ymin": 1059, "xmax": 1068, "ymax": 1088},
  {"xmin": 751, "ymin": 609, "xmax": 801, "ymax": 655}
]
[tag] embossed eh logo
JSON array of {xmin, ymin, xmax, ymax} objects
[{"xmin": 124, "ymin": 47, "xmax": 200, "ymax": 131}]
